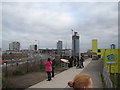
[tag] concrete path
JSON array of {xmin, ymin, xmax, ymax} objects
[
  {"xmin": 28, "ymin": 58, "xmax": 91, "ymax": 88},
  {"xmin": 28, "ymin": 58, "xmax": 103, "ymax": 88},
  {"xmin": 80, "ymin": 59, "xmax": 103, "ymax": 88}
]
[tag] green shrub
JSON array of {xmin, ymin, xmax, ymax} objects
[
  {"xmin": 110, "ymin": 73, "xmax": 120, "ymax": 88},
  {"xmin": 2, "ymin": 77, "xmax": 15, "ymax": 88},
  {"xmin": 13, "ymin": 70, "xmax": 24, "ymax": 76}
]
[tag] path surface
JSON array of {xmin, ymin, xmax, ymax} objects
[
  {"xmin": 80, "ymin": 59, "xmax": 103, "ymax": 88},
  {"xmin": 28, "ymin": 58, "xmax": 103, "ymax": 89}
]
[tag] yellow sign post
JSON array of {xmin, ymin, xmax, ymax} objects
[{"xmin": 102, "ymin": 49, "xmax": 119, "ymax": 73}]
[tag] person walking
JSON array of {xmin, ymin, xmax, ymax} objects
[
  {"xmin": 68, "ymin": 56, "xmax": 73, "ymax": 68},
  {"xmin": 74, "ymin": 56, "xmax": 77, "ymax": 67},
  {"xmin": 44, "ymin": 58, "xmax": 52, "ymax": 81},
  {"xmin": 80, "ymin": 53, "xmax": 84, "ymax": 68},
  {"xmin": 51, "ymin": 58, "xmax": 56, "ymax": 77},
  {"xmin": 76, "ymin": 56, "xmax": 80, "ymax": 68}
]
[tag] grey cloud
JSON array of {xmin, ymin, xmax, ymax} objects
[{"xmin": 2, "ymin": 2, "xmax": 118, "ymax": 52}]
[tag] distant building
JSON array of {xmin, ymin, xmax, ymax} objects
[
  {"xmin": 72, "ymin": 32, "xmax": 79, "ymax": 56},
  {"xmin": 38, "ymin": 48, "xmax": 71, "ymax": 56},
  {"xmin": 9, "ymin": 42, "xmax": 20, "ymax": 51},
  {"xmin": 92, "ymin": 39, "xmax": 98, "ymax": 53},
  {"xmin": 29, "ymin": 44, "xmax": 37, "ymax": 51},
  {"xmin": 57, "ymin": 41, "xmax": 63, "ymax": 50},
  {"xmin": 110, "ymin": 44, "xmax": 116, "ymax": 49}
]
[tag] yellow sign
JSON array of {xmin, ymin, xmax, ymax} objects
[{"xmin": 103, "ymin": 49, "xmax": 119, "ymax": 73}]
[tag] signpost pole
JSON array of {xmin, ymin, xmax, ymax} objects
[{"xmin": 110, "ymin": 64, "xmax": 111, "ymax": 73}]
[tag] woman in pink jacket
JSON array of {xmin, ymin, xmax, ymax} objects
[{"xmin": 44, "ymin": 58, "xmax": 52, "ymax": 81}]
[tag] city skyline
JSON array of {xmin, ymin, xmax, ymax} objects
[{"xmin": 2, "ymin": 2, "xmax": 118, "ymax": 52}]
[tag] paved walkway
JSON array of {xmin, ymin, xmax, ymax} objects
[
  {"xmin": 80, "ymin": 59, "xmax": 103, "ymax": 88},
  {"xmin": 28, "ymin": 58, "xmax": 103, "ymax": 89}
]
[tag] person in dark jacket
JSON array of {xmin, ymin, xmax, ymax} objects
[
  {"xmin": 74, "ymin": 56, "xmax": 77, "ymax": 67},
  {"xmin": 76, "ymin": 56, "xmax": 80, "ymax": 68},
  {"xmin": 68, "ymin": 56, "xmax": 73, "ymax": 68},
  {"xmin": 51, "ymin": 58, "xmax": 56, "ymax": 77},
  {"xmin": 80, "ymin": 54, "xmax": 84, "ymax": 68}
]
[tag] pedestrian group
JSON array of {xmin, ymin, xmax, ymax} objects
[
  {"xmin": 44, "ymin": 53, "xmax": 85, "ymax": 81},
  {"xmin": 69, "ymin": 53, "xmax": 85, "ymax": 69}
]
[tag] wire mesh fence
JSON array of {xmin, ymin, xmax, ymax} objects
[{"xmin": 102, "ymin": 66, "xmax": 113, "ymax": 88}]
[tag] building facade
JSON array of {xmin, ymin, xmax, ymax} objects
[
  {"xmin": 72, "ymin": 32, "xmax": 79, "ymax": 56},
  {"xmin": 57, "ymin": 41, "xmax": 63, "ymax": 50},
  {"xmin": 92, "ymin": 39, "xmax": 98, "ymax": 53},
  {"xmin": 9, "ymin": 42, "xmax": 20, "ymax": 51},
  {"xmin": 29, "ymin": 44, "xmax": 37, "ymax": 51}
]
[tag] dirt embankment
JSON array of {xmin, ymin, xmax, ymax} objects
[
  {"xmin": 3, "ymin": 67, "xmax": 67, "ymax": 89},
  {"xmin": 10, "ymin": 71, "xmax": 47, "ymax": 88}
]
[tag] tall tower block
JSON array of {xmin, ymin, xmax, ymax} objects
[
  {"xmin": 92, "ymin": 39, "xmax": 98, "ymax": 53},
  {"xmin": 72, "ymin": 32, "xmax": 79, "ymax": 57}
]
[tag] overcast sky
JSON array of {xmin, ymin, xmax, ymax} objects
[{"xmin": 2, "ymin": 2, "xmax": 118, "ymax": 52}]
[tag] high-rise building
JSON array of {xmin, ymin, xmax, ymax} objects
[
  {"xmin": 9, "ymin": 42, "xmax": 20, "ymax": 51},
  {"xmin": 92, "ymin": 39, "xmax": 98, "ymax": 53},
  {"xmin": 29, "ymin": 44, "xmax": 37, "ymax": 51},
  {"xmin": 72, "ymin": 32, "xmax": 79, "ymax": 56},
  {"xmin": 57, "ymin": 41, "xmax": 63, "ymax": 50}
]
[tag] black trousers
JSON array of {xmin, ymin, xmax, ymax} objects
[
  {"xmin": 74, "ymin": 61, "xmax": 76, "ymax": 66},
  {"xmin": 52, "ymin": 67, "xmax": 54, "ymax": 77},
  {"xmin": 47, "ymin": 71, "xmax": 51, "ymax": 80},
  {"xmin": 80, "ymin": 61, "xmax": 84, "ymax": 68},
  {"xmin": 76, "ymin": 61, "xmax": 79, "ymax": 68}
]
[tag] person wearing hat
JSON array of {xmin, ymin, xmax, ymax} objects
[{"xmin": 68, "ymin": 74, "xmax": 93, "ymax": 89}]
